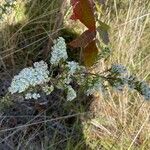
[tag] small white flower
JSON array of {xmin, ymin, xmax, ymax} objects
[
  {"xmin": 32, "ymin": 93, "xmax": 41, "ymax": 100},
  {"xmin": 25, "ymin": 93, "xmax": 32, "ymax": 99},
  {"xmin": 50, "ymin": 37, "xmax": 68, "ymax": 65},
  {"xmin": 66, "ymin": 86, "xmax": 77, "ymax": 101},
  {"xmin": 25, "ymin": 93, "xmax": 41, "ymax": 100},
  {"xmin": 66, "ymin": 61, "xmax": 81, "ymax": 75}
]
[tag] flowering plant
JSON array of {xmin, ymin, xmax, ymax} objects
[{"xmin": 4, "ymin": 37, "xmax": 150, "ymax": 104}]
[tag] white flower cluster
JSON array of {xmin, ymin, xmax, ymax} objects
[
  {"xmin": 66, "ymin": 86, "xmax": 77, "ymax": 101},
  {"xmin": 66, "ymin": 61, "xmax": 81, "ymax": 75},
  {"xmin": 8, "ymin": 61, "xmax": 49, "ymax": 94},
  {"xmin": 25, "ymin": 93, "xmax": 41, "ymax": 100},
  {"xmin": 50, "ymin": 37, "xmax": 68, "ymax": 65}
]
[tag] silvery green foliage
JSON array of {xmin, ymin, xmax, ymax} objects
[
  {"xmin": 108, "ymin": 77, "xmax": 127, "ymax": 91},
  {"xmin": 106, "ymin": 64, "xmax": 128, "ymax": 91},
  {"xmin": 85, "ymin": 76, "xmax": 103, "ymax": 96},
  {"xmin": 111, "ymin": 64, "xmax": 127, "ymax": 74},
  {"xmin": 55, "ymin": 61, "xmax": 81, "ymax": 89},
  {"xmin": 107, "ymin": 65, "xmax": 150, "ymax": 100},
  {"xmin": 126, "ymin": 76, "xmax": 150, "ymax": 100},
  {"xmin": 126, "ymin": 75, "xmax": 137, "ymax": 89},
  {"xmin": 0, "ymin": 0, "xmax": 17, "ymax": 21},
  {"xmin": 66, "ymin": 85, "xmax": 77, "ymax": 101},
  {"xmin": 139, "ymin": 82, "xmax": 150, "ymax": 100},
  {"xmin": 55, "ymin": 69, "xmax": 72, "ymax": 90},
  {"xmin": 50, "ymin": 37, "xmax": 68, "ymax": 65},
  {"xmin": 53, "ymin": 61, "xmax": 85, "ymax": 90},
  {"xmin": 98, "ymin": 46, "xmax": 111, "ymax": 59},
  {"xmin": 42, "ymin": 85, "xmax": 54, "ymax": 95},
  {"xmin": 7, "ymin": 37, "xmax": 150, "ymax": 101},
  {"xmin": 8, "ymin": 61, "xmax": 50, "ymax": 94}
]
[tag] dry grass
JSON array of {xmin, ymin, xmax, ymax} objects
[
  {"xmin": 82, "ymin": 0, "xmax": 150, "ymax": 149},
  {"xmin": 0, "ymin": 0, "xmax": 64, "ymax": 70}
]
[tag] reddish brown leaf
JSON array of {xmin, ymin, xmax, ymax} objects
[
  {"xmin": 82, "ymin": 40, "xmax": 98, "ymax": 66},
  {"xmin": 70, "ymin": 0, "xmax": 99, "ymax": 67},
  {"xmin": 69, "ymin": 30, "xmax": 96, "ymax": 48},
  {"xmin": 70, "ymin": 0, "xmax": 96, "ymax": 30}
]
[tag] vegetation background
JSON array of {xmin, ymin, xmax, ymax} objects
[{"xmin": 0, "ymin": 0, "xmax": 150, "ymax": 149}]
